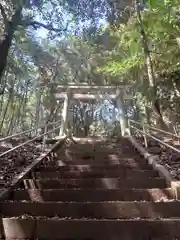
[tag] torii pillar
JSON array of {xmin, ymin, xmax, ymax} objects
[
  {"xmin": 59, "ymin": 89, "xmax": 71, "ymax": 136},
  {"xmin": 116, "ymin": 88, "xmax": 128, "ymax": 136}
]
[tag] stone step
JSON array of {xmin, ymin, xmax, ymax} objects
[
  {"xmin": 21, "ymin": 177, "xmax": 166, "ymax": 189},
  {"xmin": 1, "ymin": 137, "xmax": 174, "ymax": 240},
  {"xmin": 45, "ymin": 159, "xmax": 150, "ymax": 168},
  {"xmin": 2, "ymin": 218, "xmax": 180, "ymax": 239},
  {"xmin": 35, "ymin": 169, "xmax": 158, "ymax": 179},
  {"xmin": 58, "ymin": 155, "xmax": 145, "ymax": 161},
  {"xmin": 2, "ymin": 201, "xmax": 180, "ymax": 219},
  {"xmin": 11, "ymin": 188, "xmax": 174, "ymax": 202},
  {"xmin": 37, "ymin": 163, "xmax": 152, "ymax": 172}
]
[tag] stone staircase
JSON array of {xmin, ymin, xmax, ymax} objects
[{"xmin": 1, "ymin": 137, "xmax": 180, "ymax": 239}]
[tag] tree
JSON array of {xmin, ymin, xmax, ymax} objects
[
  {"xmin": 135, "ymin": 0, "xmax": 168, "ymax": 129},
  {"xmin": 2, "ymin": 0, "xmax": 180, "ymax": 137},
  {"xmin": 0, "ymin": 0, "xmax": 69, "ymax": 84},
  {"xmin": 97, "ymin": 0, "xmax": 180, "ymax": 129}
]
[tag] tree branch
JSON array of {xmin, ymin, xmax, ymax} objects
[{"xmin": 27, "ymin": 20, "xmax": 69, "ymax": 32}]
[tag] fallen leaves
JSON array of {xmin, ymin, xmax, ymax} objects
[
  {"xmin": 0, "ymin": 137, "xmax": 42, "ymax": 189},
  {"xmin": 138, "ymin": 136, "xmax": 180, "ymax": 180}
]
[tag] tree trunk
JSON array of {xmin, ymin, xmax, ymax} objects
[
  {"xmin": 0, "ymin": 96, "xmax": 10, "ymax": 133},
  {"xmin": 35, "ymin": 88, "xmax": 42, "ymax": 134},
  {"xmin": 0, "ymin": 33, "xmax": 13, "ymax": 81},
  {"xmin": 7, "ymin": 109, "xmax": 16, "ymax": 135},
  {"xmin": 135, "ymin": 0, "xmax": 168, "ymax": 130},
  {"xmin": 145, "ymin": 106, "xmax": 150, "ymax": 125},
  {"xmin": 0, "ymin": 74, "xmax": 16, "ymax": 133},
  {"xmin": 0, "ymin": 68, "xmax": 8, "ymax": 113},
  {"xmin": 0, "ymin": 7, "xmax": 22, "ymax": 83},
  {"xmin": 18, "ymin": 83, "xmax": 29, "ymax": 130}
]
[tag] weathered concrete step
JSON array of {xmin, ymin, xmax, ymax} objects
[
  {"xmin": 53, "ymin": 159, "xmax": 127, "ymax": 165},
  {"xmin": 63, "ymin": 144, "xmax": 135, "ymax": 150},
  {"xmin": 22, "ymin": 177, "xmax": 166, "ymax": 189},
  {"xmin": 2, "ymin": 218, "xmax": 180, "ymax": 239},
  {"xmin": 35, "ymin": 169, "xmax": 158, "ymax": 179},
  {"xmin": 63, "ymin": 150, "xmax": 124, "ymax": 155},
  {"xmin": 11, "ymin": 188, "xmax": 175, "ymax": 202},
  {"xmin": 38, "ymin": 163, "xmax": 152, "ymax": 172},
  {"xmin": 2, "ymin": 201, "xmax": 180, "ymax": 219},
  {"xmin": 46, "ymin": 159, "xmax": 150, "ymax": 168},
  {"xmin": 63, "ymin": 154, "xmax": 140, "ymax": 161},
  {"xmin": 58, "ymin": 156, "xmax": 146, "ymax": 162}
]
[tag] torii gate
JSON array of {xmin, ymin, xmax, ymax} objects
[{"xmin": 54, "ymin": 84, "xmax": 134, "ymax": 136}]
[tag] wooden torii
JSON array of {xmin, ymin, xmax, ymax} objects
[{"xmin": 54, "ymin": 84, "xmax": 134, "ymax": 136}]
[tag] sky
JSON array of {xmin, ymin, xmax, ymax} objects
[{"xmin": 33, "ymin": 2, "xmax": 107, "ymax": 41}]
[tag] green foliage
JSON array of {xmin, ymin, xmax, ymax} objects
[
  {"xmin": 95, "ymin": 0, "xmax": 180, "ymax": 126},
  {"xmin": 2, "ymin": 0, "xmax": 180, "ymax": 135},
  {"xmin": 97, "ymin": 55, "xmax": 144, "ymax": 76}
]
